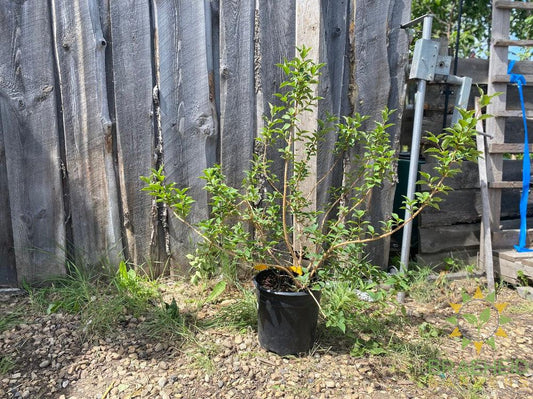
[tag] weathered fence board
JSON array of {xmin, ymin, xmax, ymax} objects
[
  {"xmin": 0, "ymin": 1, "xmax": 65, "ymax": 282},
  {"xmin": 51, "ymin": 0, "xmax": 122, "ymax": 266},
  {"xmin": 153, "ymin": 0, "xmax": 217, "ymax": 271},
  {"xmin": 350, "ymin": 0, "xmax": 411, "ymax": 268},
  {"xmin": 0, "ymin": 99, "xmax": 17, "ymax": 286},
  {"xmin": 0, "ymin": 0, "xmax": 414, "ymax": 284},
  {"xmin": 256, "ymin": 1, "xmax": 296, "ymax": 183},
  {"xmin": 219, "ymin": 0, "xmax": 255, "ymax": 186},
  {"xmin": 109, "ymin": 1, "xmax": 157, "ymax": 268},
  {"xmin": 316, "ymin": 0, "xmax": 352, "ymax": 209}
]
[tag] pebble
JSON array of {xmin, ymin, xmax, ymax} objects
[
  {"xmin": 2, "ymin": 279, "xmax": 532, "ymax": 399},
  {"xmin": 158, "ymin": 376, "xmax": 168, "ymax": 388}
]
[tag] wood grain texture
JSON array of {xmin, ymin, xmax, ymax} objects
[
  {"xmin": 0, "ymin": 1, "xmax": 65, "ymax": 283},
  {"xmin": 153, "ymin": 0, "xmax": 217, "ymax": 271},
  {"xmin": 256, "ymin": 1, "xmax": 296, "ymax": 182},
  {"xmin": 0, "ymin": 96, "xmax": 17, "ymax": 286},
  {"xmin": 419, "ymin": 224, "xmax": 481, "ymax": 254},
  {"xmin": 51, "ymin": 0, "xmax": 122, "ymax": 266},
  {"xmin": 316, "ymin": 0, "xmax": 351, "ymax": 214},
  {"xmin": 294, "ymin": 0, "xmax": 320, "ymax": 251},
  {"xmin": 0, "ymin": 0, "xmax": 440, "ymax": 282},
  {"xmin": 350, "ymin": 0, "xmax": 411, "ymax": 268},
  {"xmin": 486, "ymin": 4, "xmax": 511, "ymax": 230},
  {"xmin": 110, "ymin": 1, "xmax": 157, "ymax": 267},
  {"xmin": 219, "ymin": 0, "xmax": 255, "ymax": 186}
]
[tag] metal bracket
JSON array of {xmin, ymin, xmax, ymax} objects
[
  {"xmin": 434, "ymin": 55, "xmax": 452, "ymax": 76},
  {"xmin": 410, "ymin": 39, "xmax": 440, "ymax": 81}
]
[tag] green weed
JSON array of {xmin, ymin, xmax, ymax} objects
[
  {"xmin": 387, "ymin": 338, "xmax": 443, "ymax": 384},
  {"xmin": 21, "ymin": 258, "xmax": 191, "ymax": 343},
  {"xmin": 23, "ymin": 261, "xmax": 98, "ymax": 314},
  {"xmin": 0, "ymin": 308, "xmax": 24, "ymax": 333},
  {"xmin": 142, "ymin": 298, "xmax": 188, "ymax": 341},
  {"xmin": 0, "ymin": 356, "xmax": 15, "ymax": 375},
  {"xmin": 204, "ymin": 287, "xmax": 257, "ymax": 331}
]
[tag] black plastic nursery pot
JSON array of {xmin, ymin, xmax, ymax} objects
[{"xmin": 253, "ymin": 269, "xmax": 321, "ymax": 356}]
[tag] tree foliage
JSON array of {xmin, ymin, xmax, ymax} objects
[{"xmin": 412, "ymin": 0, "xmax": 532, "ymax": 59}]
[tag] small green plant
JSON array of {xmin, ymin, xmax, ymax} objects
[
  {"xmin": 350, "ymin": 338, "xmax": 389, "ymax": 357},
  {"xmin": 0, "ymin": 355, "xmax": 15, "ymax": 375},
  {"xmin": 418, "ymin": 321, "xmax": 444, "ymax": 339},
  {"xmin": 0, "ymin": 308, "xmax": 23, "ymax": 334},
  {"xmin": 23, "ymin": 261, "xmax": 98, "ymax": 315},
  {"xmin": 206, "ymin": 288, "xmax": 258, "ymax": 330},
  {"xmin": 142, "ymin": 300, "xmax": 187, "ymax": 341},
  {"xmin": 114, "ymin": 260, "xmax": 160, "ymax": 312},
  {"xmin": 517, "ymin": 270, "xmax": 530, "ymax": 287},
  {"xmin": 142, "ymin": 45, "xmax": 495, "ymax": 329}
]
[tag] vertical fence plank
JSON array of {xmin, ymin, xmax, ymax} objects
[
  {"xmin": 316, "ymin": 0, "xmax": 351, "ymax": 209},
  {"xmin": 219, "ymin": 0, "xmax": 255, "ymax": 186},
  {"xmin": 51, "ymin": 0, "xmax": 122, "ymax": 266},
  {"xmin": 294, "ymin": 1, "xmax": 320, "ymax": 251},
  {"xmin": 0, "ymin": 0, "xmax": 413, "ymax": 281},
  {"xmin": 256, "ymin": 1, "xmax": 296, "ymax": 187},
  {"xmin": 110, "ymin": 2, "xmax": 158, "ymax": 269},
  {"xmin": 256, "ymin": 2, "xmax": 296, "ymax": 119},
  {"xmin": 321, "ymin": 0, "xmax": 351, "ymax": 118},
  {"xmin": 348, "ymin": 0, "xmax": 410, "ymax": 268},
  {"xmin": 0, "ymin": 1, "xmax": 66, "ymax": 283},
  {"xmin": 0, "ymin": 100, "xmax": 17, "ymax": 286},
  {"xmin": 153, "ymin": 0, "xmax": 217, "ymax": 271}
]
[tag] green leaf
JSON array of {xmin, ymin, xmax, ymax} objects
[
  {"xmin": 462, "ymin": 313, "xmax": 478, "ymax": 325},
  {"xmin": 446, "ymin": 316, "xmax": 458, "ymax": 325},
  {"xmin": 485, "ymin": 291, "xmax": 496, "ymax": 303},
  {"xmin": 499, "ymin": 315, "xmax": 512, "ymax": 325},
  {"xmin": 479, "ymin": 307, "xmax": 491, "ymax": 324},
  {"xmin": 206, "ymin": 281, "xmax": 227, "ymax": 303}
]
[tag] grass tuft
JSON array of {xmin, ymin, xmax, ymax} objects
[{"xmin": 203, "ymin": 287, "xmax": 257, "ymax": 331}]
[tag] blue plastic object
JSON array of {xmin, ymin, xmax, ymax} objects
[{"xmin": 508, "ymin": 60, "xmax": 533, "ymax": 252}]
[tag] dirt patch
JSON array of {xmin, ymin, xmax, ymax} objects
[{"xmin": 1, "ymin": 277, "xmax": 532, "ymax": 399}]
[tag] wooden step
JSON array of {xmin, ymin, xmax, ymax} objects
[
  {"xmin": 489, "ymin": 143, "xmax": 533, "ymax": 153},
  {"xmin": 492, "ymin": 74, "xmax": 533, "ymax": 84},
  {"xmin": 489, "ymin": 181, "xmax": 529, "ymax": 189},
  {"xmin": 493, "ymin": 228, "xmax": 533, "ymax": 249},
  {"xmin": 493, "ymin": 39, "xmax": 533, "ymax": 47},
  {"xmin": 493, "ymin": 110, "xmax": 533, "ymax": 119},
  {"xmin": 495, "ymin": 0, "xmax": 533, "ymax": 10},
  {"xmin": 493, "ymin": 248, "xmax": 533, "ymax": 285},
  {"xmin": 500, "ymin": 217, "xmax": 533, "ymax": 230}
]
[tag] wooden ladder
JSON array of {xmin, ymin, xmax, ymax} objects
[{"xmin": 482, "ymin": 0, "xmax": 533, "ymax": 285}]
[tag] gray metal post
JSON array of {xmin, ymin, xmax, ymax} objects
[{"xmin": 398, "ymin": 15, "xmax": 434, "ymax": 302}]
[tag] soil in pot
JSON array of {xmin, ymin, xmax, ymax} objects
[{"xmin": 253, "ymin": 269, "xmax": 321, "ymax": 356}]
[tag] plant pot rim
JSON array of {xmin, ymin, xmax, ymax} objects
[{"xmin": 253, "ymin": 269, "xmax": 319, "ymax": 297}]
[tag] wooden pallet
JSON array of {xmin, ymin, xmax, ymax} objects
[{"xmin": 482, "ymin": 1, "xmax": 533, "ymax": 287}]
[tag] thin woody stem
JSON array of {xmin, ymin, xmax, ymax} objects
[{"xmin": 308, "ymin": 167, "xmax": 455, "ymax": 281}]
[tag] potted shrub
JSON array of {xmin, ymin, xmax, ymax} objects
[{"xmin": 142, "ymin": 46, "xmax": 488, "ymax": 355}]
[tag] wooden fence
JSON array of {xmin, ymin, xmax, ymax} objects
[
  {"xmin": 0, "ymin": 0, "xmax": 411, "ymax": 285},
  {"xmin": 407, "ymin": 59, "xmax": 533, "ymax": 266}
]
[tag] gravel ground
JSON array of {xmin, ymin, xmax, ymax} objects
[{"xmin": 1, "ymin": 278, "xmax": 532, "ymax": 399}]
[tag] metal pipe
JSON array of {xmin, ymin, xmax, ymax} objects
[{"xmin": 398, "ymin": 14, "xmax": 433, "ymax": 302}]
